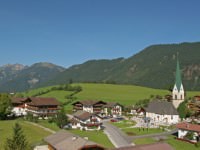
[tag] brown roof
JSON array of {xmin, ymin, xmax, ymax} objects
[
  {"xmin": 104, "ymin": 102, "xmax": 121, "ymax": 108},
  {"xmin": 73, "ymin": 110, "xmax": 93, "ymax": 121},
  {"xmin": 176, "ymin": 122, "xmax": 200, "ymax": 132},
  {"xmin": 112, "ymin": 143, "xmax": 174, "ymax": 150},
  {"xmin": 73, "ymin": 100, "xmax": 106, "ymax": 106},
  {"xmin": 11, "ymin": 97, "xmax": 28, "ymax": 104},
  {"xmin": 27, "ymin": 97, "xmax": 60, "ymax": 106},
  {"xmin": 44, "ymin": 130, "xmax": 97, "ymax": 150}
]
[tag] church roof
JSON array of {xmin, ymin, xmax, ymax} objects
[
  {"xmin": 175, "ymin": 59, "xmax": 182, "ymax": 91},
  {"xmin": 146, "ymin": 100, "xmax": 178, "ymax": 115}
]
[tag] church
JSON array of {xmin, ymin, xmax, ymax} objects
[
  {"xmin": 145, "ymin": 57, "xmax": 184, "ymax": 125},
  {"xmin": 172, "ymin": 59, "xmax": 185, "ymax": 108}
]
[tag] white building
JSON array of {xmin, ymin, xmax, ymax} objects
[
  {"xmin": 176, "ymin": 122, "xmax": 200, "ymax": 143},
  {"xmin": 146, "ymin": 100, "xmax": 179, "ymax": 125},
  {"xmin": 172, "ymin": 59, "xmax": 185, "ymax": 108}
]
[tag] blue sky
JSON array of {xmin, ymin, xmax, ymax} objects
[{"xmin": 0, "ymin": 0, "xmax": 200, "ymax": 67}]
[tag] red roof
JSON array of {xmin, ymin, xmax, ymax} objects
[{"xmin": 176, "ymin": 122, "xmax": 200, "ymax": 132}]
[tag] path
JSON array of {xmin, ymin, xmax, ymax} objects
[
  {"xmin": 25, "ymin": 121, "xmax": 56, "ymax": 134},
  {"xmin": 103, "ymin": 122, "xmax": 133, "ymax": 148}
]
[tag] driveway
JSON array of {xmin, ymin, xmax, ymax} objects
[{"xmin": 103, "ymin": 122, "xmax": 134, "ymax": 148}]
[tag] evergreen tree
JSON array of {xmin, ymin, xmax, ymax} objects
[
  {"xmin": 5, "ymin": 123, "xmax": 29, "ymax": 150},
  {"xmin": 0, "ymin": 93, "xmax": 11, "ymax": 120},
  {"xmin": 54, "ymin": 107, "xmax": 68, "ymax": 128}
]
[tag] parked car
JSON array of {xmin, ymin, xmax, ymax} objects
[{"xmin": 110, "ymin": 119, "xmax": 118, "ymax": 122}]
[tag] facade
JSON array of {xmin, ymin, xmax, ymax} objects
[
  {"xmin": 11, "ymin": 97, "xmax": 60, "ymax": 117},
  {"xmin": 176, "ymin": 122, "xmax": 200, "ymax": 143},
  {"xmin": 146, "ymin": 100, "xmax": 179, "ymax": 125},
  {"xmin": 44, "ymin": 130, "xmax": 104, "ymax": 150},
  {"xmin": 72, "ymin": 100, "xmax": 123, "ymax": 117},
  {"xmin": 71, "ymin": 110, "xmax": 102, "ymax": 130},
  {"xmin": 172, "ymin": 59, "xmax": 185, "ymax": 108},
  {"xmin": 103, "ymin": 102, "xmax": 123, "ymax": 117}
]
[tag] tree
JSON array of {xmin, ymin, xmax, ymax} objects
[
  {"xmin": 54, "ymin": 107, "xmax": 69, "ymax": 128},
  {"xmin": 0, "ymin": 93, "xmax": 11, "ymax": 120},
  {"xmin": 177, "ymin": 101, "xmax": 191, "ymax": 119},
  {"xmin": 5, "ymin": 123, "xmax": 29, "ymax": 150}
]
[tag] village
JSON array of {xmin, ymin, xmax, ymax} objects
[{"xmin": 9, "ymin": 59, "xmax": 200, "ymax": 150}]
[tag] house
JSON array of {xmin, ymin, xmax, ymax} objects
[
  {"xmin": 111, "ymin": 143, "xmax": 174, "ymax": 150},
  {"xmin": 176, "ymin": 122, "xmax": 200, "ymax": 143},
  {"xmin": 130, "ymin": 106, "xmax": 145, "ymax": 117},
  {"xmin": 71, "ymin": 110, "xmax": 102, "ymax": 130},
  {"xmin": 145, "ymin": 100, "xmax": 179, "ymax": 125},
  {"xmin": 72, "ymin": 100, "xmax": 106, "ymax": 113},
  {"xmin": 103, "ymin": 102, "xmax": 123, "ymax": 117},
  {"xmin": 11, "ymin": 97, "xmax": 60, "ymax": 117},
  {"xmin": 172, "ymin": 59, "xmax": 185, "ymax": 108},
  {"xmin": 44, "ymin": 130, "xmax": 105, "ymax": 150},
  {"xmin": 72, "ymin": 100, "xmax": 123, "ymax": 117}
]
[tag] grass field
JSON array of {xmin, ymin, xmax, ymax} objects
[
  {"xmin": 0, "ymin": 120, "xmax": 51, "ymax": 149},
  {"xmin": 110, "ymin": 120, "xmax": 136, "ymax": 128},
  {"xmin": 69, "ymin": 129, "xmax": 114, "ymax": 148},
  {"xmin": 133, "ymin": 138, "xmax": 156, "ymax": 145},
  {"xmin": 21, "ymin": 83, "xmax": 200, "ymax": 112},
  {"xmin": 122, "ymin": 127, "xmax": 164, "ymax": 136}
]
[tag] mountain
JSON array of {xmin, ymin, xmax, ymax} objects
[
  {"xmin": 1, "ymin": 42, "xmax": 200, "ymax": 92},
  {"xmin": 42, "ymin": 42, "xmax": 200, "ymax": 91},
  {"xmin": 0, "ymin": 63, "xmax": 65, "ymax": 92}
]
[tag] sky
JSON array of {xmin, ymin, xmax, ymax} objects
[{"xmin": 0, "ymin": 0, "xmax": 200, "ymax": 68}]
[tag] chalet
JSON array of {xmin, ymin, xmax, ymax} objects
[
  {"xmin": 103, "ymin": 102, "xmax": 122, "ymax": 117},
  {"xmin": 72, "ymin": 100, "xmax": 106, "ymax": 113},
  {"xmin": 176, "ymin": 122, "xmax": 200, "ymax": 143},
  {"xmin": 130, "ymin": 106, "xmax": 145, "ymax": 117},
  {"xmin": 11, "ymin": 97, "xmax": 60, "ymax": 117},
  {"xmin": 44, "ymin": 130, "xmax": 105, "ymax": 150},
  {"xmin": 72, "ymin": 100, "xmax": 123, "ymax": 117},
  {"xmin": 71, "ymin": 110, "xmax": 102, "ymax": 130},
  {"xmin": 145, "ymin": 100, "xmax": 179, "ymax": 125}
]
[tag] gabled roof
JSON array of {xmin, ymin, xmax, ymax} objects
[
  {"xmin": 176, "ymin": 122, "xmax": 200, "ymax": 132},
  {"xmin": 174, "ymin": 59, "xmax": 182, "ymax": 92},
  {"xmin": 104, "ymin": 102, "xmax": 122, "ymax": 108},
  {"xmin": 146, "ymin": 100, "xmax": 178, "ymax": 115},
  {"xmin": 27, "ymin": 97, "xmax": 60, "ymax": 106},
  {"xmin": 73, "ymin": 110, "xmax": 93, "ymax": 121},
  {"xmin": 72, "ymin": 100, "xmax": 106, "ymax": 106},
  {"xmin": 12, "ymin": 97, "xmax": 60, "ymax": 106},
  {"xmin": 44, "ymin": 130, "xmax": 97, "ymax": 150}
]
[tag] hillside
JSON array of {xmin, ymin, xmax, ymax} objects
[
  {"xmin": 40, "ymin": 42, "xmax": 200, "ymax": 91},
  {"xmin": 22, "ymin": 83, "xmax": 200, "ymax": 112},
  {"xmin": 1, "ymin": 42, "xmax": 200, "ymax": 92}
]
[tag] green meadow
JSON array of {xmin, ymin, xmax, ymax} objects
[
  {"xmin": 21, "ymin": 83, "xmax": 199, "ymax": 110},
  {"xmin": 0, "ymin": 120, "xmax": 51, "ymax": 149}
]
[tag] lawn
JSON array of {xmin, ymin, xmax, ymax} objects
[
  {"xmin": 166, "ymin": 136, "xmax": 199, "ymax": 150},
  {"xmin": 110, "ymin": 120, "xmax": 136, "ymax": 129},
  {"xmin": 69, "ymin": 129, "xmax": 114, "ymax": 148},
  {"xmin": 122, "ymin": 127, "xmax": 164, "ymax": 136},
  {"xmin": 0, "ymin": 120, "xmax": 52, "ymax": 149},
  {"xmin": 37, "ymin": 120, "xmax": 60, "ymax": 131}
]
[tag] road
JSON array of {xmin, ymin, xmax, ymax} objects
[{"xmin": 103, "ymin": 122, "xmax": 133, "ymax": 148}]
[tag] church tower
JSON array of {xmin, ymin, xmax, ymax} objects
[{"xmin": 172, "ymin": 58, "xmax": 184, "ymax": 108}]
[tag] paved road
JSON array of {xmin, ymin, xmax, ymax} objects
[{"xmin": 103, "ymin": 122, "xmax": 133, "ymax": 148}]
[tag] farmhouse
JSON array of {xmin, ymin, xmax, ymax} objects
[
  {"xmin": 11, "ymin": 97, "xmax": 60, "ymax": 117},
  {"xmin": 145, "ymin": 100, "xmax": 179, "ymax": 125},
  {"xmin": 72, "ymin": 100, "xmax": 123, "ymax": 117},
  {"xmin": 71, "ymin": 110, "xmax": 102, "ymax": 130},
  {"xmin": 176, "ymin": 122, "xmax": 200, "ymax": 143},
  {"xmin": 44, "ymin": 130, "xmax": 104, "ymax": 150}
]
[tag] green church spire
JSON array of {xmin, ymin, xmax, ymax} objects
[{"xmin": 175, "ymin": 59, "xmax": 182, "ymax": 91}]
